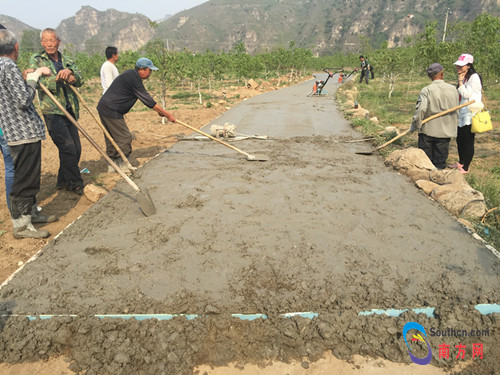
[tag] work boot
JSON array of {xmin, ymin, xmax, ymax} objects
[
  {"xmin": 107, "ymin": 157, "xmax": 130, "ymax": 173},
  {"xmin": 12, "ymin": 215, "xmax": 50, "ymax": 239},
  {"xmin": 31, "ymin": 206, "xmax": 57, "ymax": 223},
  {"xmin": 110, "ymin": 158, "xmax": 130, "ymax": 174}
]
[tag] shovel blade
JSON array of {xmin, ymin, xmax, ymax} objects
[
  {"xmin": 134, "ymin": 188, "xmax": 156, "ymax": 216},
  {"xmin": 247, "ymin": 154, "xmax": 269, "ymax": 161}
]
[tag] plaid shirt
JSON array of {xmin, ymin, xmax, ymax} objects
[
  {"xmin": 29, "ymin": 50, "xmax": 83, "ymax": 119},
  {"xmin": 0, "ymin": 57, "xmax": 45, "ymax": 145}
]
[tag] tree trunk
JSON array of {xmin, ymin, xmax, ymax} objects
[{"xmin": 198, "ymin": 81, "xmax": 202, "ymax": 105}]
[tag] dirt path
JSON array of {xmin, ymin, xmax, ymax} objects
[{"xmin": 0, "ymin": 80, "xmax": 498, "ymax": 374}]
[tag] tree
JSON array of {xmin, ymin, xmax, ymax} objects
[
  {"xmin": 143, "ymin": 39, "xmax": 185, "ymax": 121},
  {"xmin": 372, "ymin": 47, "xmax": 414, "ymax": 98},
  {"xmin": 20, "ymin": 29, "xmax": 40, "ymax": 54}
]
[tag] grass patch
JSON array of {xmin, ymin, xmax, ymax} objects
[
  {"xmin": 466, "ymin": 168, "xmax": 500, "ymax": 209},
  {"xmin": 171, "ymin": 92, "xmax": 213, "ymax": 100}
]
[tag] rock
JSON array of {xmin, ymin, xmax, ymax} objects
[
  {"xmin": 384, "ymin": 126, "xmax": 398, "ymax": 136},
  {"xmin": 370, "ymin": 117, "xmax": 379, "ymax": 123},
  {"xmin": 428, "ymin": 169, "xmax": 467, "ymax": 186},
  {"xmin": 415, "ymin": 180, "xmax": 439, "ymax": 195},
  {"xmin": 385, "ymin": 148, "xmax": 435, "ymax": 182},
  {"xmin": 345, "ymin": 91, "xmax": 355, "ymax": 101},
  {"xmin": 84, "ymin": 184, "xmax": 108, "ymax": 203},
  {"xmin": 436, "ymin": 190, "xmax": 486, "ymax": 219},
  {"xmin": 247, "ymin": 79, "xmax": 259, "ymax": 89},
  {"xmin": 430, "ymin": 184, "xmax": 474, "ymax": 200},
  {"xmin": 349, "ymin": 108, "xmax": 369, "ymax": 118}
]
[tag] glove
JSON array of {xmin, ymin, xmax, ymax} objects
[
  {"xmin": 26, "ymin": 71, "xmax": 41, "ymax": 82},
  {"xmin": 26, "ymin": 67, "xmax": 51, "ymax": 82}
]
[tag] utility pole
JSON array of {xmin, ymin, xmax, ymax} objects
[{"xmin": 442, "ymin": 8, "xmax": 451, "ymax": 43}]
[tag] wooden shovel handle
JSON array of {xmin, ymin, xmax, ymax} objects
[
  {"xmin": 69, "ymin": 86, "xmax": 135, "ymax": 171},
  {"xmin": 175, "ymin": 120, "xmax": 253, "ymax": 158},
  {"xmin": 39, "ymin": 83, "xmax": 140, "ymax": 192},
  {"xmin": 375, "ymin": 100, "xmax": 475, "ymax": 151}
]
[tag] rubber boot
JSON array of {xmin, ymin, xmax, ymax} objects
[
  {"xmin": 12, "ymin": 215, "xmax": 50, "ymax": 239},
  {"xmin": 31, "ymin": 205, "xmax": 57, "ymax": 224},
  {"xmin": 10, "ymin": 197, "xmax": 50, "ymax": 239},
  {"xmin": 107, "ymin": 157, "xmax": 118, "ymax": 173},
  {"xmin": 110, "ymin": 158, "xmax": 130, "ymax": 174}
]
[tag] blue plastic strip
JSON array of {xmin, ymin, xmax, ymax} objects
[
  {"xmin": 231, "ymin": 314, "xmax": 267, "ymax": 321},
  {"xmin": 7, "ymin": 305, "xmax": 500, "ymax": 322},
  {"xmin": 358, "ymin": 307, "xmax": 435, "ymax": 318},
  {"xmin": 474, "ymin": 304, "xmax": 500, "ymax": 315}
]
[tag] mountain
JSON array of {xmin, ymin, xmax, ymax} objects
[
  {"xmin": 1, "ymin": 0, "xmax": 499, "ymax": 55},
  {"xmin": 156, "ymin": 0, "xmax": 500, "ymax": 54},
  {"xmin": 0, "ymin": 14, "xmax": 37, "ymax": 40},
  {"xmin": 57, "ymin": 6, "xmax": 155, "ymax": 54}
]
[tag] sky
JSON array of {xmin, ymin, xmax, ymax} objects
[{"xmin": 1, "ymin": 0, "xmax": 208, "ymax": 29}]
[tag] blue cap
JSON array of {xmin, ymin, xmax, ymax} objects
[{"xmin": 136, "ymin": 57, "xmax": 158, "ymax": 70}]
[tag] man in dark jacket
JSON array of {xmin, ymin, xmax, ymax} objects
[{"xmin": 97, "ymin": 58, "xmax": 176, "ymax": 172}]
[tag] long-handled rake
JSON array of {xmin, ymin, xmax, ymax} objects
[{"xmin": 175, "ymin": 120, "xmax": 269, "ymax": 161}]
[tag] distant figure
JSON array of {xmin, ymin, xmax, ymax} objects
[
  {"xmin": 410, "ymin": 63, "xmax": 459, "ymax": 170},
  {"xmin": 97, "ymin": 58, "xmax": 176, "ymax": 173},
  {"xmin": 29, "ymin": 28, "xmax": 85, "ymax": 195},
  {"xmin": 100, "ymin": 46, "xmax": 119, "ymax": 95},
  {"xmin": 359, "ymin": 55, "xmax": 370, "ymax": 84}
]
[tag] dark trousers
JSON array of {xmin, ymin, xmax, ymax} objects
[
  {"xmin": 44, "ymin": 114, "xmax": 83, "ymax": 189},
  {"xmin": 9, "ymin": 141, "xmax": 41, "ymax": 219},
  {"xmin": 359, "ymin": 70, "xmax": 369, "ymax": 84},
  {"xmin": 418, "ymin": 133, "xmax": 450, "ymax": 170},
  {"xmin": 456, "ymin": 125, "xmax": 475, "ymax": 171},
  {"xmin": 98, "ymin": 114, "xmax": 132, "ymax": 159}
]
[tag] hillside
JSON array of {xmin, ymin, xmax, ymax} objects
[
  {"xmin": 1, "ymin": 0, "xmax": 499, "ymax": 55},
  {"xmin": 155, "ymin": 0, "xmax": 499, "ymax": 54},
  {"xmin": 0, "ymin": 14, "xmax": 37, "ymax": 41}
]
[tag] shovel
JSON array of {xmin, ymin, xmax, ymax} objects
[
  {"xmin": 39, "ymin": 83, "xmax": 156, "ymax": 216},
  {"xmin": 175, "ymin": 120, "xmax": 269, "ymax": 161},
  {"xmin": 69, "ymin": 86, "xmax": 136, "ymax": 172},
  {"xmin": 356, "ymin": 100, "xmax": 475, "ymax": 155}
]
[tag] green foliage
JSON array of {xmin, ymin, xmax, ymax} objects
[
  {"xmin": 74, "ymin": 52, "xmax": 103, "ymax": 81},
  {"xmin": 115, "ymin": 50, "xmax": 141, "ymax": 72},
  {"xmin": 20, "ymin": 29, "xmax": 40, "ymax": 54},
  {"xmin": 466, "ymin": 171, "xmax": 500, "ymax": 209}
]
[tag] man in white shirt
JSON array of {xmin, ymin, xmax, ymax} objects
[{"xmin": 100, "ymin": 46, "xmax": 119, "ymax": 94}]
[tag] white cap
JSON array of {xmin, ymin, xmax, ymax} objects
[{"xmin": 454, "ymin": 54, "xmax": 474, "ymax": 66}]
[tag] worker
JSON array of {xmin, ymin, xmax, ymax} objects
[
  {"xmin": 410, "ymin": 63, "xmax": 459, "ymax": 169},
  {"xmin": 96, "ymin": 57, "xmax": 175, "ymax": 173}
]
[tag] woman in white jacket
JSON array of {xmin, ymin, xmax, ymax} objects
[{"xmin": 450, "ymin": 54, "xmax": 483, "ymax": 174}]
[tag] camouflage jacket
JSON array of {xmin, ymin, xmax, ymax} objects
[{"xmin": 29, "ymin": 51, "xmax": 83, "ymax": 119}]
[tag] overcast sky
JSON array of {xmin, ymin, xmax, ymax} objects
[{"xmin": 1, "ymin": 0, "xmax": 208, "ymax": 29}]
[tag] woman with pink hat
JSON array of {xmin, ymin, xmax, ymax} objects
[{"xmin": 449, "ymin": 53, "xmax": 483, "ymax": 174}]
